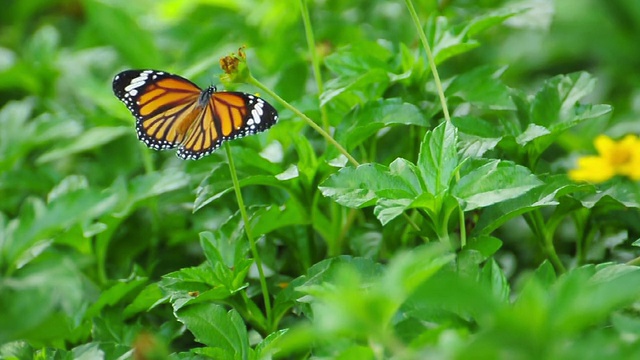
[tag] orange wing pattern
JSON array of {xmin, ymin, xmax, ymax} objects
[{"xmin": 112, "ymin": 69, "xmax": 278, "ymax": 160}]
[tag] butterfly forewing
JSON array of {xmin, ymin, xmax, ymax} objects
[
  {"xmin": 113, "ymin": 70, "xmax": 203, "ymax": 150},
  {"xmin": 113, "ymin": 69, "xmax": 279, "ymax": 160}
]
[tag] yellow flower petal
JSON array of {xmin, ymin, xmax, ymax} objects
[
  {"xmin": 568, "ymin": 156, "xmax": 615, "ymax": 183},
  {"xmin": 594, "ymin": 135, "xmax": 616, "ymax": 156}
]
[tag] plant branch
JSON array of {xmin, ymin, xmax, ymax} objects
[{"xmin": 224, "ymin": 142, "xmax": 273, "ymax": 330}]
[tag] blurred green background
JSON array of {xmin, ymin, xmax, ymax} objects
[{"xmin": 2, "ymin": 0, "xmax": 640, "ymax": 356}]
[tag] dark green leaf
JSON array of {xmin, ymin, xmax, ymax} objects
[
  {"xmin": 447, "ymin": 66, "xmax": 515, "ymax": 110},
  {"xmin": 337, "ymin": 99, "xmax": 428, "ymax": 150}
]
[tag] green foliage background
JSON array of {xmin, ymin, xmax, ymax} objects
[{"xmin": 2, "ymin": 0, "xmax": 640, "ymax": 359}]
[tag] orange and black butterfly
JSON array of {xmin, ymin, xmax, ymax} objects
[{"xmin": 112, "ymin": 69, "xmax": 278, "ymax": 160}]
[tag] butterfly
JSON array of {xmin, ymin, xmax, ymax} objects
[{"xmin": 112, "ymin": 69, "xmax": 278, "ymax": 160}]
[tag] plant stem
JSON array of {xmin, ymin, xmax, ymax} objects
[
  {"xmin": 224, "ymin": 142, "xmax": 273, "ymax": 330},
  {"xmin": 404, "ymin": 0, "xmax": 461, "ymax": 244},
  {"xmin": 299, "ymin": 0, "xmax": 330, "ymax": 132},
  {"xmin": 527, "ymin": 210, "xmax": 566, "ymax": 273},
  {"xmin": 247, "ymin": 74, "xmax": 360, "ymax": 167},
  {"xmin": 403, "ymin": 0, "xmax": 451, "ymax": 123}
]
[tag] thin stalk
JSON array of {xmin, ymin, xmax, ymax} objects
[
  {"xmin": 299, "ymin": 0, "xmax": 330, "ymax": 132},
  {"xmin": 404, "ymin": 0, "xmax": 463, "ymax": 244},
  {"xmin": 247, "ymin": 74, "xmax": 360, "ymax": 167},
  {"xmin": 457, "ymin": 206, "xmax": 466, "ymax": 248},
  {"xmin": 527, "ymin": 210, "xmax": 566, "ymax": 273},
  {"xmin": 403, "ymin": 0, "xmax": 451, "ymax": 123},
  {"xmin": 224, "ymin": 142, "xmax": 273, "ymax": 329}
]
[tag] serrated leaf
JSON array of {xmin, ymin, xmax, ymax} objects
[
  {"xmin": 453, "ymin": 116, "xmax": 502, "ymax": 157},
  {"xmin": 417, "ymin": 121, "xmax": 458, "ymax": 196},
  {"xmin": 374, "ymin": 193, "xmax": 436, "ymax": 226},
  {"xmin": 473, "ymin": 174, "xmax": 590, "ymax": 235},
  {"xmin": 319, "ymin": 163, "xmax": 418, "ymax": 208},
  {"xmin": 516, "ymin": 123, "xmax": 551, "ymax": 145},
  {"xmin": 530, "ymin": 72, "xmax": 608, "ymax": 128},
  {"xmin": 454, "ymin": 159, "xmax": 543, "ymax": 210},
  {"xmin": 176, "ymin": 304, "xmax": 249, "ymax": 358}
]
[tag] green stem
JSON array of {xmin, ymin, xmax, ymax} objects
[
  {"xmin": 457, "ymin": 205, "xmax": 466, "ymax": 248},
  {"xmin": 247, "ymin": 74, "xmax": 360, "ymax": 167},
  {"xmin": 403, "ymin": 0, "xmax": 451, "ymax": 123},
  {"xmin": 527, "ymin": 210, "xmax": 566, "ymax": 273},
  {"xmin": 224, "ymin": 142, "xmax": 273, "ymax": 330},
  {"xmin": 299, "ymin": 0, "xmax": 329, "ymax": 132},
  {"xmin": 404, "ymin": 0, "xmax": 459, "ymax": 243}
]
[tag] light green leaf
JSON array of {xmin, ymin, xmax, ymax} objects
[
  {"xmin": 417, "ymin": 121, "xmax": 459, "ymax": 196},
  {"xmin": 454, "ymin": 159, "xmax": 543, "ymax": 211},
  {"xmin": 37, "ymin": 127, "xmax": 129, "ymax": 164},
  {"xmin": 176, "ymin": 304, "xmax": 249, "ymax": 358},
  {"xmin": 319, "ymin": 163, "xmax": 418, "ymax": 208}
]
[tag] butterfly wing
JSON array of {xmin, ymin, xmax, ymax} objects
[
  {"xmin": 112, "ymin": 70, "xmax": 203, "ymax": 150},
  {"xmin": 177, "ymin": 91, "xmax": 279, "ymax": 160}
]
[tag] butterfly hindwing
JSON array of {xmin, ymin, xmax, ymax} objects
[
  {"xmin": 113, "ymin": 69, "xmax": 279, "ymax": 160},
  {"xmin": 177, "ymin": 92, "xmax": 278, "ymax": 160}
]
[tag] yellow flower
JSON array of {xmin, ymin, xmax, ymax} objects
[{"xmin": 569, "ymin": 134, "xmax": 640, "ymax": 183}]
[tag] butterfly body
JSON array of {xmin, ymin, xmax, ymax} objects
[{"xmin": 112, "ymin": 69, "xmax": 278, "ymax": 160}]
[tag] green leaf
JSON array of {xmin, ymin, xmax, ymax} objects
[
  {"xmin": 577, "ymin": 182, "xmax": 640, "ymax": 209},
  {"xmin": 453, "ymin": 116, "xmax": 503, "ymax": 158},
  {"xmin": 463, "ymin": 7, "xmax": 524, "ymax": 37},
  {"xmin": 85, "ymin": 0, "xmax": 161, "ymax": 68},
  {"xmin": 250, "ymin": 201, "xmax": 309, "ymax": 236},
  {"xmin": 324, "ymin": 41, "xmax": 392, "ymax": 77},
  {"xmin": 417, "ymin": 121, "xmax": 458, "ymax": 196},
  {"xmin": 321, "ymin": 68, "xmax": 390, "ymax": 108},
  {"xmin": 176, "ymin": 303, "xmax": 249, "ymax": 358},
  {"xmin": 36, "ymin": 127, "xmax": 129, "ymax": 164},
  {"xmin": 0, "ymin": 256, "xmax": 87, "ymax": 344},
  {"xmin": 531, "ymin": 72, "xmax": 598, "ymax": 127},
  {"xmin": 515, "ymin": 123, "xmax": 551, "ymax": 146},
  {"xmin": 453, "ymin": 159, "xmax": 543, "ymax": 210},
  {"xmin": 446, "ymin": 66, "xmax": 515, "ymax": 110},
  {"xmin": 374, "ymin": 193, "xmax": 436, "ymax": 226},
  {"xmin": 337, "ymin": 99, "xmax": 428, "ymax": 150},
  {"xmin": 159, "ymin": 265, "xmax": 234, "ymax": 312},
  {"xmin": 381, "ymin": 244, "xmax": 454, "ymax": 303},
  {"xmin": 480, "ymin": 258, "xmax": 510, "ymax": 303},
  {"xmin": 465, "ymin": 235, "xmax": 503, "ymax": 259},
  {"xmin": 319, "ymin": 163, "xmax": 418, "ymax": 208},
  {"xmin": 255, "ymin": 329, "xmax": 288, "ymax": 360},
  {"xmin": 426, "ymin": 16, "xmax": 481, "ymax": 66},
  {"xmin": 129, "ymin": 170, "xmax": 191, "ymax": 203},
  {"xmin": 6, "ymin": 189, "xmax": 118, "ymax": 270},
  {"xmin": 85, "ymin": 275, "xmax": 148, "ymax": 319},
  {"xmin": 473, "ymin": 174, "xmax": 588, "ymax": 235},
  {"xmin": 273, "ymin": 256, "xmax": 383, "ymax": 324},
  {"xmin": 124, "ymin": 283, "xmax": 165, "ymax": 317},
  {"xmin": 193, "ymin": 148, "xmax": 286, "ymax": 212}
]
